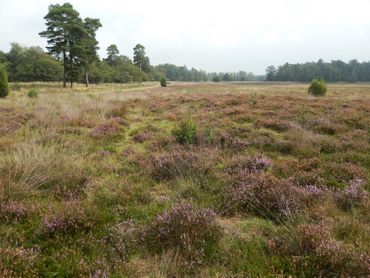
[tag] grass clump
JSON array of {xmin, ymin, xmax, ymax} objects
[{"xmin": 308, "ymin": 78, "xmax": 327, "ymax": 96}]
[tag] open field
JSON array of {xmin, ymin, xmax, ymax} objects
[{"xmin": 0, "ymin": 82, "xmax": 369, "ymax": 277}]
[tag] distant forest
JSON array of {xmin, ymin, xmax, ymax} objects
[
  {"xmin": 0, "ymin": 3, "xmax": 369, "ymax": 85},
  {"xmin": 266, "ymin": 59, "xmax": 370, "ymax": 82}
]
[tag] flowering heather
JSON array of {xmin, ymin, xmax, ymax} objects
[
  {"xmin": 143, "ymin": 203, "xmax": 222, "ymax": 268},
  {"xmin": 103, "ymin": 220, "xmax": 137, "ymax": 264},
  {"xmin": 90, "ymin": 118, "xmax": 125, "ymax": 139},
  {"xmin": 225, "ymin": 155, "xmax": 272, "ymax": 176},
  {"xmin": 149, "ymin": 147, "xmax": 215, "ymax": 181},
  {"xmin": 132, "ymin": 132, "xmax": 152, "ymax": 143},
  {"xmin": 270, "ymin": 224, "xmax": 370, "ymax": 276},
  {"xmin": 41, "ymin": 201, "xmax": 96, "ymax": 236},
  {"xmin": 221, "ymin": 174, "xmax": 310, "ymax": 220},
  {"xmin": 0, "ymin": 201, "xmax": 28, "ymax": 222},
  {"xmin": 0, "ymin": 246, "xmax": 39, "ymax": 277},
  {"xmin": 334, "ymin": 178, "xmax": 368, "ymax": 210}
]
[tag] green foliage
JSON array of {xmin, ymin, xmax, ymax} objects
[
  {"xmin": 6, "ymin": 44, "xmax": 63, "ymax": 82},
  {"xmin": 266, "ymin": 59, "xmax": 370, "ymax": 82},
  {"xmin": 308, "ymin": 79, "xmax": 327, "ymax": 96},
  {"xmin": 160, "ymin": 76, "xmax": 167, "ymax": 87},
  {"xmin": 172, "ymin": 119, "xmax": 198, "ymax": 144},
  {"xmin": 0, "ymin": 64, "xmax": 9, "ymax": 98},
  {"xmin": 27, "ymin": 89, "xmax": 38, "ymax": 98},
  {"xmin": 133, "ymin": 44, "xmax": 150, "ymax": 73},
  {"xmin": 212, "ymin": 75, "xmax": 220, "ymax": 82}
]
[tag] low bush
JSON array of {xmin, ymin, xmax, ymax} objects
[
  {"xmin": 172, "ymin": 119, "xmax": 197, "ymax": 144},
  {"xmin": 221, "ymin": 174, "xmax": 311, "ymax": 221},
  {"xmin": 90, "ymin": 118, "xmax": 125, "ymax": 139},
  {"xmin": 143, "ymin": 203, "xmax": 222, "ymax": 269},
  {"xmin": 224, "ymin": 155, "xmax": 272, "ymax": 176},
  {"xmin": 40, "ymin": 201, "xmax": 97, "ymax": 237},
  {"xmin": 269, "ymin": 223, "xmax": 370, "ymax": 277},
  {"xmin": 149, "ymin": 147, "xmax": 215, "ymax": 182},
  {"xmin": 308, "ymin": 79, "xmax": 327, "ymax": 96},
  {"xmin": 27, "ymin": 89, "xmax": 38, "ymax": 98},
  {"xmin": 334, "ymin": 178, "xmax": 368, "ymax": 210}
]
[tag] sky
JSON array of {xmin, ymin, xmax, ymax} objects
[{"xmin": 0, "ymin": 0, "xmax": 370, "ymax": 74}]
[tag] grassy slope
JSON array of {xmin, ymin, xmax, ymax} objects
[{"xmin": 0, "ymin": 82, "xmax": 369, "ymax": 277}]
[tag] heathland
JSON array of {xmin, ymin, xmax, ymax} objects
[{"xmin": 0, "ymin": 82, "xmax": 369, "ymax": 277}]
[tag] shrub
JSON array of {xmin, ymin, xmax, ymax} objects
[
  {"xmin": 149, "ymin": 147, "xmax": 215, "ymax": 182},
  {"xmin": 27, "ymin": 89, "xmax": 38, "ymax": 98},
  {"xmin": 221, "ymin": 174, "xmax": 310, "ymax": 221},
  {"xmin": 143, "ymin": 203, "xmax": 222, "ymax": 269},
  {"xmin": 41, "ymin": 201, "xmax": 96, "ymax": 237},
  {"xmin": 308, "ymin": 79, "xmax": 327, "ymax": 96},
  {"xmin": 0, "ymin": 64, "xmax": 9, "ymax": 98},
  {"xmin": 225, "ymin": 155, "xmax": 272, "ymax": 176},
  {"xmin": 334, "ymin": 178, "xmax": 368, "ymax": 210},
  {"xmin": 172, "ymin": 119, "xmax": 197, "ymax": 144},
  {"xmin": 269, "ymin": 224, "xmax": 370, "ymax": 277},
  {"xmin": 90, "ymin": 118, "xmax": 123, "ymax": 139},
  {"xmin": 160, "ymin": 76, "xmax": 167, "ymax": 87},
  {"xmin": 104, "ymin": 220, "xmax": 137, "ymax": 264}
]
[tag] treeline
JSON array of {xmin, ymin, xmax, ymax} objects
[
  {"xmin": 0, "ymin": 2, "xmax": 261, "ymax": 87},
  {"xmin": 266, "ymin": 59, "xmax": 370, "ymax": 82}
]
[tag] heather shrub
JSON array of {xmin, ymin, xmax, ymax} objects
[
  {"xmin": 104, "ymin": 220, "xmax": 137, "ymax": 265},
  {"xmin": 149, "ymin": 147, "xmax": 215, "ymax": 182},
  {"xmin": 41, "ymin": 201, "xmax": 97, "ymax": 237},
  {"xmin": 172, "ymin": 119, "xmax": 197, "ymax": 144},
  {"xmin": 224, "ymin": 155, "xmax": 272, "ymax": 176},
  {"xmin": 143, "ymin": 203, "xmax": 222, "ymax": 269},
  {"xmin": 90, "ymin": 118, "xmax": 125, "ymax": 139},
  {"xmin": 27, "ymin": 89, "xmax": 38, "ymax": 98},
  {"xmin": 308, "ymin": 79, "xmax": 327, "ymax": 96},
  {"xmin": 0, "ymin": 64, "xmax": 9, "ymax": 98},
  {"xmin": 334, "ymin": 178, "xmax": 368, "ymax": 210},
  {"xmin": 221, "ymin": 174, "xmax": 310, "ymax": 221},
  {"xmin": 269, "ymin": 224, "xmax": 370, "ymax": 276},
  {"xmin": 0, "ymin": 201, "xmax": 28, "ymax": 222},
  {"xmin": 0, "ymin": 246, "xmax": 39, "ymax": 277},
  {"xmin": 322, "ymin": 162, "xmax": 366, "ymax": 188}
]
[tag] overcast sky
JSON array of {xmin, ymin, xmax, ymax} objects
[{"xmin": 1, "ymin": 0, "xmax": 370, "ymax": 74}]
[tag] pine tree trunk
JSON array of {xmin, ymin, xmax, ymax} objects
[
  {"xmin": 63, "ymin": 51, "xmax": 67, "ymax": 88},
  {"xmin": 69, "ymin": 56, "xmax": 73, "ymax": 88},
  {"xmin": 85, "ymin": 62, "xmax": 89, "ymax": 87}
]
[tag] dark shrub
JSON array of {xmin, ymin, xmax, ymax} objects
[
  {"xmin": 308, "ymin": 79, "xmax": 327, "ymax": 96},
  {"xmin": 221, "ymin": 174, "xmax": 310, "ymax": 221},
  {"xmin": 0, "ymin": 64, "xmax": 9, "ymax": 98},
  {"xmin": 160, "ymin": 76, "xmax": 167, "ymax": 87},
  {"xmin": 143, "ymin": 203, "xmax": 222, "ymax": 269},
  {"xmin": 172, "ymin": 119, "xmax": 197, "ymax": 144}
]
